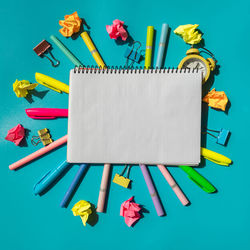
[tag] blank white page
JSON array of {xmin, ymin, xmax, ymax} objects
[{"xmin": 67, "ymin": 69, "xmax": 202, "ymax": 165}]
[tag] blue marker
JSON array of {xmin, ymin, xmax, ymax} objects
[
  {"xmin": 156, "ymin": 23, "xmax": 169, "ymax": 68},
  {"xmin": 60, "ymin": 164, "xmax": 89, "ymax": 208},
  {"xmin": 33, "ymin": 160, "xmax": 70, "ymax": 195}
]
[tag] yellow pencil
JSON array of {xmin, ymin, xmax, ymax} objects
[
  {"xmin": 80, "ymin": 31, "xmax": 106, "ymax": 68},
  {"xmin": 145, "ymin": 26, "xmax": 154, "ymax": 69}
]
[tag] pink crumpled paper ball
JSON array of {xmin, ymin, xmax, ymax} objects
[
  {"xmin": 5, "ymin": 124, "xmax": 25, "ymax": 146},
  {"xmin": 106, "ymin": 19, "xmax": 128, "ymax": 41},
  {"xmin": 120, "ymin": 196, "xmax": 142, "ymax": 227}
]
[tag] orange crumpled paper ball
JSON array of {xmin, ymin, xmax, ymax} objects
[
  {"xmin": 5, "ymin": 124, "xmax": 25, "ymax": 146},
  {"xmin": 59, "ymin": 11, "xmax": 82, "ymax": 37},
  {"xmin": 203, "ymin": 88, "xmax": 228, "ymax": 111}
]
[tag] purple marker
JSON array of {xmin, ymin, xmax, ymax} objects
[{"xmin": 140, "ymin": 164, "xmax": 165, "ymax": 216}]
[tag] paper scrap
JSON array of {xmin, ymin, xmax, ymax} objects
[
  {"xmin": 13, "ymin": 79, "xmax": 38, "ymax": 98},
  {"xmin": 59, "ymin": 11, "xmax": 82, "ymax": 37},
  {"xmin": 203, "ymin": 88, "xmax": 228, "ymax": 111},
  {"xmin": 174, "ymin": 24, "xmax": 202, "ymax": 44},
  {"xmin": 72, "ymin": 200, "xmax": 92, "ymax": 226},
  {"xmin": 5, "ymin": 124, "xmax": 25, "ymax": 146},
  {"xmin": 106, "ymin": 19, "xmax": 128, "ymax": 41},
  {"xmin": 120, "ymin": 196, "xmax": 141, "ymax": 227}
]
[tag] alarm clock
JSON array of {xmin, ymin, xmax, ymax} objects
[{"xmin": 178, "ymin": 48, "xmax": 216, "ymax": 83}]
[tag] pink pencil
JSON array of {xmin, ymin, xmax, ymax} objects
[
  {"xmin": 157, "ymin": 164, "xmax": 189, "ymax": 206},
  {"xmin": 9, "ymin": 135, "xmax": 68, "ymax": 170},
  {"xmin": 96, "ymin": 164, "xmax": 111, "ymax": 213}
]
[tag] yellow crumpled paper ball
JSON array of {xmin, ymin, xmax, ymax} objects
[
  {"xmin": 13, "ymin": 79, "xmax": 38, "ymax": 98},
  {"xmin": 203, "ymin": 88, "xmax": 228, "ymax": 111},
  {"xmin": 174, "ymin": 24, "xmax": 202, "ymax": 45},
  {"xmin": 72, "ymin": 200, "xmax": 92, "ymax": 226},
  {"xmin": 59, "ymin": 11, "xmax": 82, "ymax": 37}
]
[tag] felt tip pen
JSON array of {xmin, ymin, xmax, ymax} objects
[
  {"xmin": 35, "ymin": 72, "xmax": 69, "ymax": 94},
  {"xmin": 60, "ymin": 164, "xmax": 89, "ymax": 208},
  {"xmin": 33, "ymin": 160, "xmax": 70, "ymax": 195},
  {"xmin": 26, "ymin": 108, "xmax": 68, "ymax": 119},
  {"xmin": 179, "ymin": 165, "xmax": 216, "ymax": 193},
  {"xmin": 201, "ymin": 147, "xmax": 232, "ymax": 166}
]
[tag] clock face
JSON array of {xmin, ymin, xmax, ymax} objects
[{"xmin": 182, "ymin": 58, "xmax": 207, "ymax": 80}]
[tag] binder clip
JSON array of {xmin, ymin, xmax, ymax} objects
[
  {"xmin": 204, "ymin": 128, "xmax": 230, "ymax": 146},
  {"xmin": 124, "ymin": 41, "xmax": 142, "ymax": 68},
  {"xmin": 113, "ymin": 165, "xmax": 132, "ymax": 188},
  {"xmin": 31, "ymin": 128, "xmax": 53, "ymax": 146},
  {"xmin": 33, "ymin": 40, "xmax": 60, "ymax": 67}
]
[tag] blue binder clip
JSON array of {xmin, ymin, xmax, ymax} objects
[
  {"xmin": 204, "ymin": 128, "xmax": 230, "ymax": 146},
  {"xmin": 124, "ymin": 41, "xmax": 142, "ymax": 68}
]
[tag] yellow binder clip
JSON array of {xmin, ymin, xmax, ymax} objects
[
  {"xmin": 113, "ymin": 165, "xmax": 132, "ymax": 188},
  {"xmin": 31, "ymin": 128, "xmax": 53, "ymax": 146}
]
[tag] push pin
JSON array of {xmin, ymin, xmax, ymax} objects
[
  {"xmin": 124, "ymin": 41, "xmax": 142, "ymax": 68},
  {"xmin": 204, "ymin": 128, "xmax": 230, "ymax": 146},
  {"xmin": 33, "ymin": 40, "xmax": 60, "ymax": 67},
  {"xmin": 113, "ymin": 165, "xmax": 132, "ymax": 188},
  {"xmin": 31, "ymin": 128, "xmax": 53, "ymax": 146}
]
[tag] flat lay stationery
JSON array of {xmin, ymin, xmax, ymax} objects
[{"xmin": 6, "ymin": 11, "xmax": 233, "ymax": 229}]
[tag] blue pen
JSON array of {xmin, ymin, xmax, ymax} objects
[
  {"xmin": 156, "ymin": 23, "xmax": 169, "ymax": 68},
  {"xmin": 33, "ymin": 160, "xmax": 70, "ymax": 195},
  {"xmin": 60, "ymin": 164, "xmax": 89, "ymax": 208}
]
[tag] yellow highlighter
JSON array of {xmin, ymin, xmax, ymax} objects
[
  {"xmin": 35, "ymin": 73, "xmax": 69, "ymax": 94},
  {"xmin": 145, "ymin": 26, "xmax": 154, "ymax": 69},
  {"xmin": 80, "ymin": 31, "xmax": 106, "ymax": 68},
  {"xmin": 201, "ymin": 147, "xmax": 232, "ymax": 166}
]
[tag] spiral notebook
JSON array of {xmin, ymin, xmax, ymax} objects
[{"xmin": 67, "ymin": 68, "xmax": 202, "ymax": 165}]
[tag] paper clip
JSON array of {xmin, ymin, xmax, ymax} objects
[
  {"xmin": 113, "ymin": 165, "xmax": 132, "ymax": 188},
  {"xmin": 33, "ymin": 40, "xmax": 60, "ymax": 67},
  {"xmin": 203, "ymin": 128, "xmax": 230, "ymax": 146},
  {"xmin": 124, "ymin": 41, "xmax": 142, "ymax": 68},
  {"xmin": 31, "ymin": 128, "xmax": 53, "ymax": 146}
]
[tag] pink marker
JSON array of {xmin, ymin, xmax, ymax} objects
[
  {"xmin": 157, "ymin": 165, "xmax": 189, "ymax": 206},
  {"xmin": 25, "ymin": 108, "xmax": 68, "ymax": 119}
]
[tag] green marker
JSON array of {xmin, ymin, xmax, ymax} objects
[
  {"xmin": 50, "ymin": 35, "xmax": 82, "ymax": 67},
  {"xmin": 179, "ymin": 165, "xmax": 216, "ymax": 193}
]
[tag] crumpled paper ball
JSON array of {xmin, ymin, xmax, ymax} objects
[
  {"xmin": 106, "ymin": 19, "xmax": 128, "ymax": 41},
  {"xmin": 174, "ymin": 24, "xmax": 202, "ymax": 45},
  {"xmin": 120, "ymin": 196, "xmax": 142, "ymax": 227},
  {"xmin": 5, "ymin": 124, "xmax": 25, "ymax": 146},
  {"xmin": 72, "ymin": 200, "xmax": 92, "ymax": 226},
  {"xmin": 13, "ymin": 79, "xmax": 38, "ymax": 98},
  {"xmin": 203, "ymin": 88, "xmax": 228, "ymax": 111},
  {"xmin": 59, "ymin": 11, "xmax": 82, "ymax": 37}
]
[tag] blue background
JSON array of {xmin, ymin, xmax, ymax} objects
[{"xmin": 1, "ymin": 0, "xmax": 250, "ymax": 249}]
